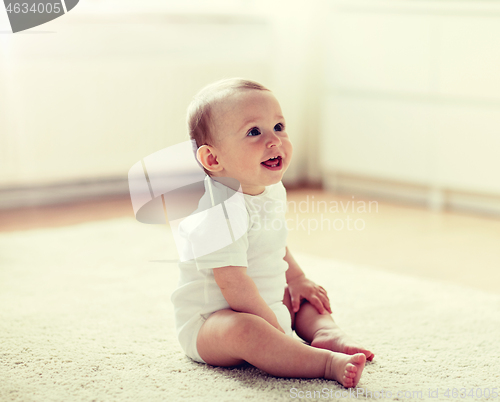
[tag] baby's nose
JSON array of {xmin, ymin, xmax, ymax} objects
[{"xmin": 267, "ymin": 132, "xmax": 282, "ymax": 147}]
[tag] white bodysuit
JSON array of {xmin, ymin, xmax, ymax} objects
[{"xmin": 170, "ymin": 177, "xmax": 292, "ymax": 363}]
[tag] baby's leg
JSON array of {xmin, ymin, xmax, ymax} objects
[
  {"xmin": 283, "ymin": 287, "xmax": 374, "ymax": 361},
  {"xmin": 197, "ymin": 309, "xmax": 365, "ymax": 388}
]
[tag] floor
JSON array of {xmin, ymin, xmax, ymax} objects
[
  {"xmin": 285, "ymin": 189, "xmax": 500, "ymax": 295},
  {"xmin": 1, "ymin": 189, "xmax": 499, "ymax": 294}
]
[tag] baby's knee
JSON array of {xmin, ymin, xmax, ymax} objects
[{"xmin": 217, "ymin": 310, "xmax": 267, "ymax": 343}]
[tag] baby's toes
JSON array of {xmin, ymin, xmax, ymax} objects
[
  {"xmin": 342, "ymin": 376, "xmax": 354, "ymax": 388},
  {"xmin": 345, "ymin": 364, "xmax": 357, "ymax": 376}
]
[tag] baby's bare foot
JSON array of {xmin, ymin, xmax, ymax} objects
[
  {"xmin": 311, "ymin": 328, "xmax": 374, "ymax": 361},
  {"xmin": 325, "ymin": 352, "xmax": 366, "ymax": 388}
]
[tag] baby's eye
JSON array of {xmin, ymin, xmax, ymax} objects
[
  {"xmin": 247, "ymin": 128, "xmax": 261, "ymax": 137},
  {"xmin": 274, "ymin": 123, "xmax": 284, "ymax": 132}
]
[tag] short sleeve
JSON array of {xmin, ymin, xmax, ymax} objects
[
  {"xmin": 177, "ymin": 197, "xmax": 250, "ymax": 270},
  {"xmin": 192, "ymin": 227, "xmax": 249, "ymax": 270},
  {"xmin": 174, "ymin": 176, "xmax": 250, "ymax": 270}
]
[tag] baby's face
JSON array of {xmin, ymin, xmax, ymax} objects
[{"xmin": 210, "ymin": 90, "xmax": 293, "ymax": 195}]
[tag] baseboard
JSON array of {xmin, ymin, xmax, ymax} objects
[
  {"xmin": 3, "ymin": 174, "xmax": 500, "ymax": 218},
  {"xmin": 0, "ymin": 175, "xmax": 308, "ymax": 210},
  {"xmin": 0, "ymin": 178, "xmax": 130, "ymax": 209},
  {"xmin": 446, "ymin": 191, "xmax": 500, "ymax": 218},
  {"xmin": 323, "ymin": 171, "xmax": 500, "ymax": 218}
]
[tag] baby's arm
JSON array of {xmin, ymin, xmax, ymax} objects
[
  {"xmin": 213, "ymin": 266, "xmax": 285, "ymax": 333},
  {"xmin": 284, "ymin": 247, "xmax": 332, "ymax": 315}
]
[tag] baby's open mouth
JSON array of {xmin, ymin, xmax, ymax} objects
[{"xmin": 261, "ymin": 156, "xmax": 282, "ymax": 169}]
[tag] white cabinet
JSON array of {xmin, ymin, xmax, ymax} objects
[{"xmin": 321, "ymin": 0, "xmax": 500, "ymax": 207}]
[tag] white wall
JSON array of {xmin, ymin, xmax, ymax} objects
[
  {"xmin": 0, "ymin": 0, "xmax": 325, "ymax": 193},
  {"xmin": 2, "ymin": 0, "xmax": 499, "ymax": 214}
]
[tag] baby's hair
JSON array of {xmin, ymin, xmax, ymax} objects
[{"xmin": 187, "ymin": 78, "xmax": 270, "ymax": 175}]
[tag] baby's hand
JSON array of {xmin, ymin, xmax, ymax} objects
[{"xmin": 287, "ymin": 276, "xmax": 332, "ymax": 315}]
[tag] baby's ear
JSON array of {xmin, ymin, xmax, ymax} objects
[{"xmin": 196, "ymin": 145, "xmax": 223, "ymax": 173}]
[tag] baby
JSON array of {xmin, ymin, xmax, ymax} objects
[{"xmin": 171, "ymin": 78, "xmax": 373, "ymax": 388}]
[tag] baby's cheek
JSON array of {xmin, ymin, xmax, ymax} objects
[{"xmin": 285, "ymin": 146, "xmax": 293, "ymax": 164}]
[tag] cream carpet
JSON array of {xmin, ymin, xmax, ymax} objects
[{"xmin": 1, "ymin": 218, "xmax": 499, "ymax": 401}]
